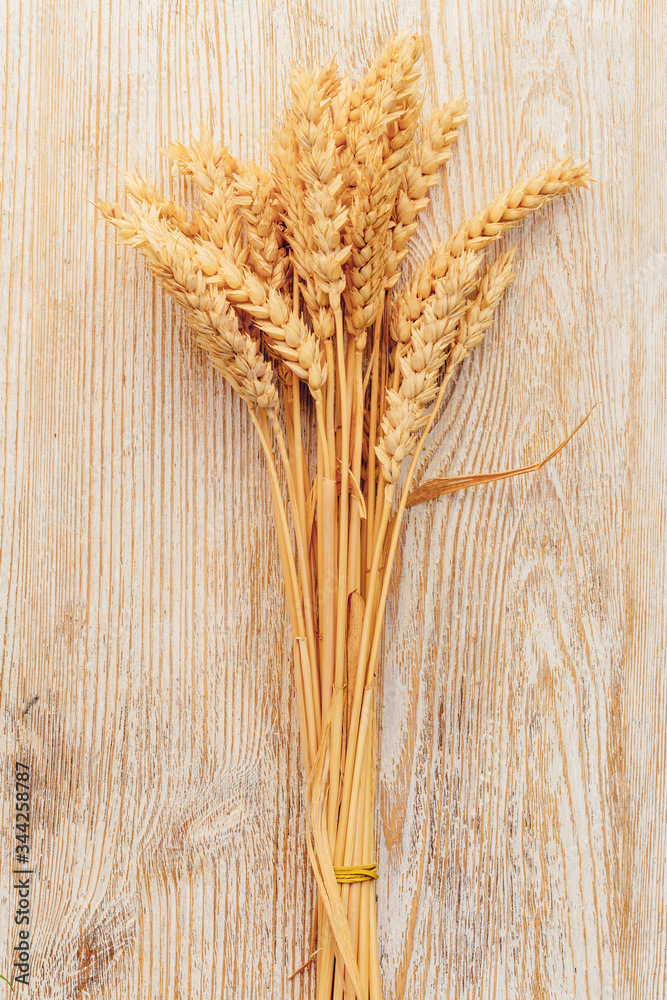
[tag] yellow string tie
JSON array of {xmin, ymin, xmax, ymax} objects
[{"xmin": 333, "ymin": 863, "xmax": 378, "ymax": 883}]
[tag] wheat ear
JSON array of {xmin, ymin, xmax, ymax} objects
[
  {"xmin": 342, "ymin": 31, "xmax": 424, "ymax": 340},
  {"xmin": 233, "ymin": 162, "xmax": 289, "ymax": 289},
  {"xmin": 97, "ymin": 201, "xmax": 278, "ymax": 410},
  {"xmin": 161, "ymin": 128, "xmax": 247, "ymax": 263},
  {"xmin": 447, "ymin": 247, "xmax": 517, "ymax": 372},
  {"xmin": 385, "ymin": 94, "xmax": 468, "ymax": 288},
  {"xmin": 405, "ymin": 158, "xmax": 591, "ymax": 309}
]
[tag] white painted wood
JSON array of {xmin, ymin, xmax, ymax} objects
[{"xmin": 0, "ymin": 1, "xmax": 665, "ymax": 997}]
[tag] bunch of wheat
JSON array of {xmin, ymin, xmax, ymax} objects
[{"xmin": 98, "ymin": 31, "xmax": 590, "ymax": 1000}]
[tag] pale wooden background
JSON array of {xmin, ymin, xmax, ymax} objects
[{"xmin": 1, "ymin": 0, "xmax": 665, "ymax": 997}]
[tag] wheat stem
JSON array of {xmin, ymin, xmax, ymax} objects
[
  {"xmin": 334, "ymin": 305, "xmax": 351, "ymax": 691},
  {"xmin": 362, "ymin": 317, "xmax": 380, "ymax": 601},
  {"xmin": 357, "ymin": 742, "xmax": 373, "ymax": 999},
  {"xmin": 366, "ymin": 369, "xmax": 455, "ymax": 693},
  {"xmin": 333, "ymin": 495, "xmax": 391, "ymax": 895},
  {"xmin": 270, "ymin": 413, "xmax": 322, "ymax": 744},
  {"xmin": 347, "ymin": 343, "xmax": 365, "ymax": 598},
  {"xmin": 250, "ymin": 407, "xmax": 317, "ymax": 768},
  {"xmin": 325, "ymin": 339, "xmax": 337, "ymax": 482},
  {"xmin": 334, "ymin": 688, "xmax": 373, "ymax": 1000}
]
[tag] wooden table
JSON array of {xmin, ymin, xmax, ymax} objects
[{"xmin": 1, "ymin": 1, "xmax": 665, "ymax": 996}]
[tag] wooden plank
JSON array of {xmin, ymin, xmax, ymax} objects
[{"xmin": 0, "ymin": 0, "xmax": 664, "ymax": 997}]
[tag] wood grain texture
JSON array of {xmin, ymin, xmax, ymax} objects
[{"xmin": 0, "ymin": 1, "xmax": 665, "ymax": 997}]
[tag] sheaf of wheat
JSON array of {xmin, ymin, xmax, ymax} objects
[{"xmin": 98, "ymin": 30, "xmax": 591, "ymax": 1000}]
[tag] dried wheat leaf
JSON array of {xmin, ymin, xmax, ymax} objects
[
  {"xmin": 405, "ymin": 407, "xmax": 595, "ymax": 509},
  {"xmin": 348, "ymin": 469, "xmax": 367, "ymax": 520},
  {"xmin": 334, "ymin": 460, "xmax": 368, "ymax": 519}
]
